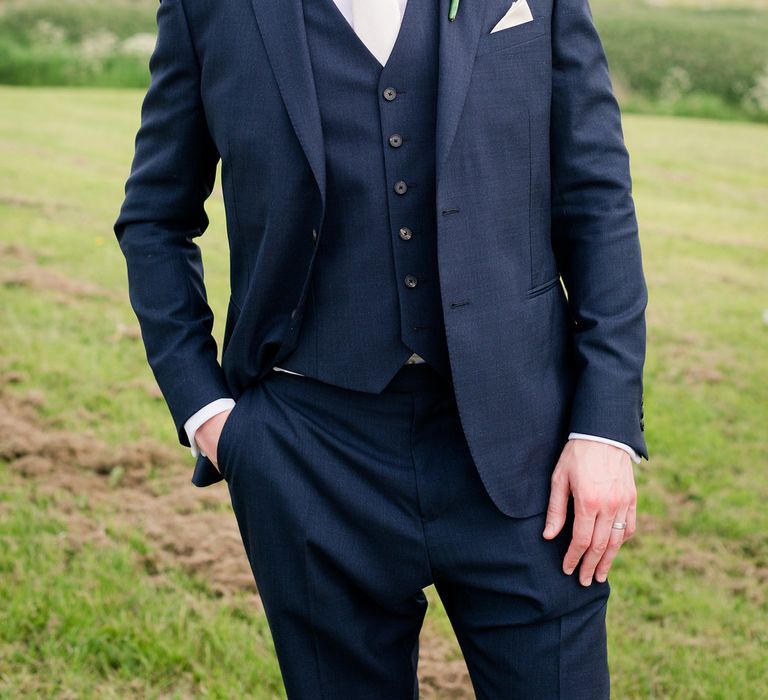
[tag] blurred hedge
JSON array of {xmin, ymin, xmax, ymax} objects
[
  {"xmin": 1, "ymin": 0, "xmax": 767, "ymax": 121},
  {"xmin": 0, "ymin": 0, "xmax": 156, "ymax": 87},
  {"xmin": 593, "ymin": 2, "xmax": 768, "ymax": 122}
]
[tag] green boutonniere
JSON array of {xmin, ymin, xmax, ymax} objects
[{"xmin": 448, "ymin": 0, "xmax": 460, "ymax": 21}]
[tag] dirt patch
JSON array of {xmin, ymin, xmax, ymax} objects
[
  {"xmin": 418, "ymin": 623, "xmax": 473, "ymax": 699},
  {"xmin": 0, "ymin": 242, "xmax": 37, "ymax": 263},
  {"xmin": 0, "ymin": 241, "xmax": 119, "ymax": 304},
  {"xmin": 652, "ymin": 330, "xmax": 734, "ymax": 386},
  {"xmin": 0, "ymin": 193, "xmax": 82, "ymax": 218},
  {"xmin": 121, "ymin": 377, "xmax": 165, "ymax": 400},
  {"xmin": 110, "ymin": 322, "xmax": 143, "ymax": 342},
  {"xmin": 622, "ymin": 477, "xmax": 768, "ymax": 611},
  {"xmin": 0, "ymin": 382, "xmax": 266, "ymax": 600},
  {"xmin": 0, "ymin": 379, "xmax": 474, "ymax": 697},
  {"xmin": 0, "ymin": 265, "xmax": 116, "ymax": 303}
]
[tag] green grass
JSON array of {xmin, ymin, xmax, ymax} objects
[
  {"xmin": 0, "ymin": 478, "xmax": 283, "ymax": 699},
  {"xmin": 1, "ymin": 86, "xmax": 767, "ymax": 697}
]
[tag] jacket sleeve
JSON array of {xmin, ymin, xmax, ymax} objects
[
  {"xmin": 549, "ymin": 0, "xmax": 649, "ymax": 460},
  {"xmin": 113, "ymin": 0, "xmax": 232, "ymax": 448}
]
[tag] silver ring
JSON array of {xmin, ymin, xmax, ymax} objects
[{"xmin": 611, "ymin": 522, "xmax": 627, "ymax": 530}]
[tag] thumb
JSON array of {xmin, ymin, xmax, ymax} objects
[{"xmin": 543, "ymin": 470, "xmax": 569, "ymax": 539}]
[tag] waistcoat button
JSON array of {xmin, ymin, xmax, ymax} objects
[
  {"xmin": 394, "ymin": 180, "xmax": 408, "ymax": 195},
  {"xmin": 404, "ymin": 274, "xmax": 418, "ymax": 288},
  {"xmin": 383, "ymin": 87, "xmax": 397, "ymax": 101},
  {"xmin": 389, "ymin": 133, "xmax": 403, "ymax": 148},
  {"xmin": 399, "ymin": 227, "xmax": 413, "ymax": 240}
]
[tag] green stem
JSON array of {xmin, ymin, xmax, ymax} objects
[{"xmin": 448, "ymin": 0, "xmax": 460, "ymax": 22}]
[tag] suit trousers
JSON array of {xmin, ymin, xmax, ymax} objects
[{"xmin": 217, "ymin": 361, "xmax": 611, "ymax": 699}]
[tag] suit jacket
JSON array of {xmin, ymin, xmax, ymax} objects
[{"xmin": 114, "ymin": 0, "xmax": 649, "ymax": 517}]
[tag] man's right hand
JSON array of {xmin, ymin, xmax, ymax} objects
[{"xmin": 195, "ymin": 409, "xmax": 234, "ymax": 472}]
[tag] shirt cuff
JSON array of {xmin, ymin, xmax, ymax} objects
[
  {"xmin": 568, "ymin": 432, "xmax": 641, "ymax": 464},
  {"xmin": 184, "ymin": 398, "xmax": 236, "ymax": 459}
]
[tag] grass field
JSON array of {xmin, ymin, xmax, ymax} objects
[{"xmin": 1, "ymin": 86, "xmax": 767, "ymax": 697}]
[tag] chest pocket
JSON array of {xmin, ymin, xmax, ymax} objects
[{"xmin": 475, "ymin": 12, "xmax": 550, "ymax": 57}]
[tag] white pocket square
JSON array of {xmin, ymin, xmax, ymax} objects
[{"xmin": 490, "ymin": 0, "xmax": 534, "ymax": 33}]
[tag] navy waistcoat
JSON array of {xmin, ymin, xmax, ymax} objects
[{"xmin": 274, "ymin": 0, "xmax": 451, "ymax": 391}]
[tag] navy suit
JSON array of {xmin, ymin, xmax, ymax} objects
[{"xmin": 114, "ymin": 0, "xmax": 648, "ymax": 695}]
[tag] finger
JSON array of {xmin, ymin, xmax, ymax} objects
[
  {"xmin": 543, "ymin": 468, "xmax": 570, "ymax": 539},
  {"xmin": 562, "ymin": 506, "xmax": 597, "ymax": 575},
  {"xmin": 624, "ymin": 495, "xmax": 637, "ymax": 541},
  {"xmin": 208, "ymin": 448, "xmax": 221, "ymax": 472},
  {"xmin": 211, "ymin": 409, "xmax": 233, "ymax": 471},
  {"xmin": 577, "ymin": 509, "xmax": 617, "ymax": 585},
  {"xmin": 594, "ymin": 506, "xmax": 628, "ymax": 583}
]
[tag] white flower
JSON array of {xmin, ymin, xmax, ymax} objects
[{"xmin": 120, "ymin": 33, "xmax": 158, "ymax": 58}]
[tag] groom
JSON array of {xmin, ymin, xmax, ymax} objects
[{"xmin": 114, "ymin": 0, "xmax": 648, "ymax": 696}]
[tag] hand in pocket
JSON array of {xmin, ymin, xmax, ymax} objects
[{"xmin": 196, "ymin": 408, "xmax": 235, "ymax": 472}]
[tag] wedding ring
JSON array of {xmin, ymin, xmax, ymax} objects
[{"xmin": 611, "ymin": 522, "xmax": 627, "ymax": 529}]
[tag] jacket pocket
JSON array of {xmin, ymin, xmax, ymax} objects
[
  {"xmin": 526, "ymin": 274, "xmax": 561, "ymax": 299},
  {"xmin": 476, "ymin": 14, "xmax": 550, "ymax": 57}
]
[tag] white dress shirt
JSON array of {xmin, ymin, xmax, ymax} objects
[
  {"xmin": 334, "ymin": 0, "xmax": 409, "ymax": 32},
  {"xmin": 184, "ymin": 0, "xmax": 641, "ymax": 466}
]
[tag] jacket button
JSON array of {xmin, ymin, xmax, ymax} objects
[
  {"xmin": 389, "ymin": 133, "xmax": 403, "ymax": 148},
  {"xmin": 383, "ymin": 87, "xmax": 397, "ymax": 101},
  {"xmin": 311, "ymin": 227, "xmax": 317, "ymax": 241},
  {"xmin": 394, "ymin": 180, "xmax": 408, "ymax": 195},
  {"xmin": 404, "ymin": 274, "xmax": 418, "ymax": 288},
  {"xmin": 399, "ymin": 226, "xmax": 412, "ymax": 240}
]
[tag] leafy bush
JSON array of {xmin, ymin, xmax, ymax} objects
[
  {"xmin": 0, "ymin": 0, "xmax": 156, "ymax": 87},
  {"xmin": 0, "ymin": 0, "xmax": 157, "ymax": 45},
  {"xmin": 1, "ymin": 0, "xmax": 767, "ymax": 122},
  {"xmin": 593, "ymin": 1, "xmax": 768, "ymax": 121}
]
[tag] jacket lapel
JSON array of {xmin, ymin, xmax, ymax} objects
[
  {"xmin": 248, "ymin": 0, "xmax": 327, "ymax": 209},
  {"xmin": 248, "ymin": 0, "xmax": 486, "ymax": 204},
  {"xmin": 435, "ymin": 0, "xmax": 485, "ymax": 183}
]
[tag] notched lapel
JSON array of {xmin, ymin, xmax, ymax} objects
[
  {"xmin": 248, "ymin": 0, "xmax": 326, "ymax": 209},
  {"xmin": 436, "ymin": 0, "xmax": 487, "ymax": 183}
]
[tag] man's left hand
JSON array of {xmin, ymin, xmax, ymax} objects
[{"xmin": 542, "ymin": 439, "xmax": 637, "ymax": 586}]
